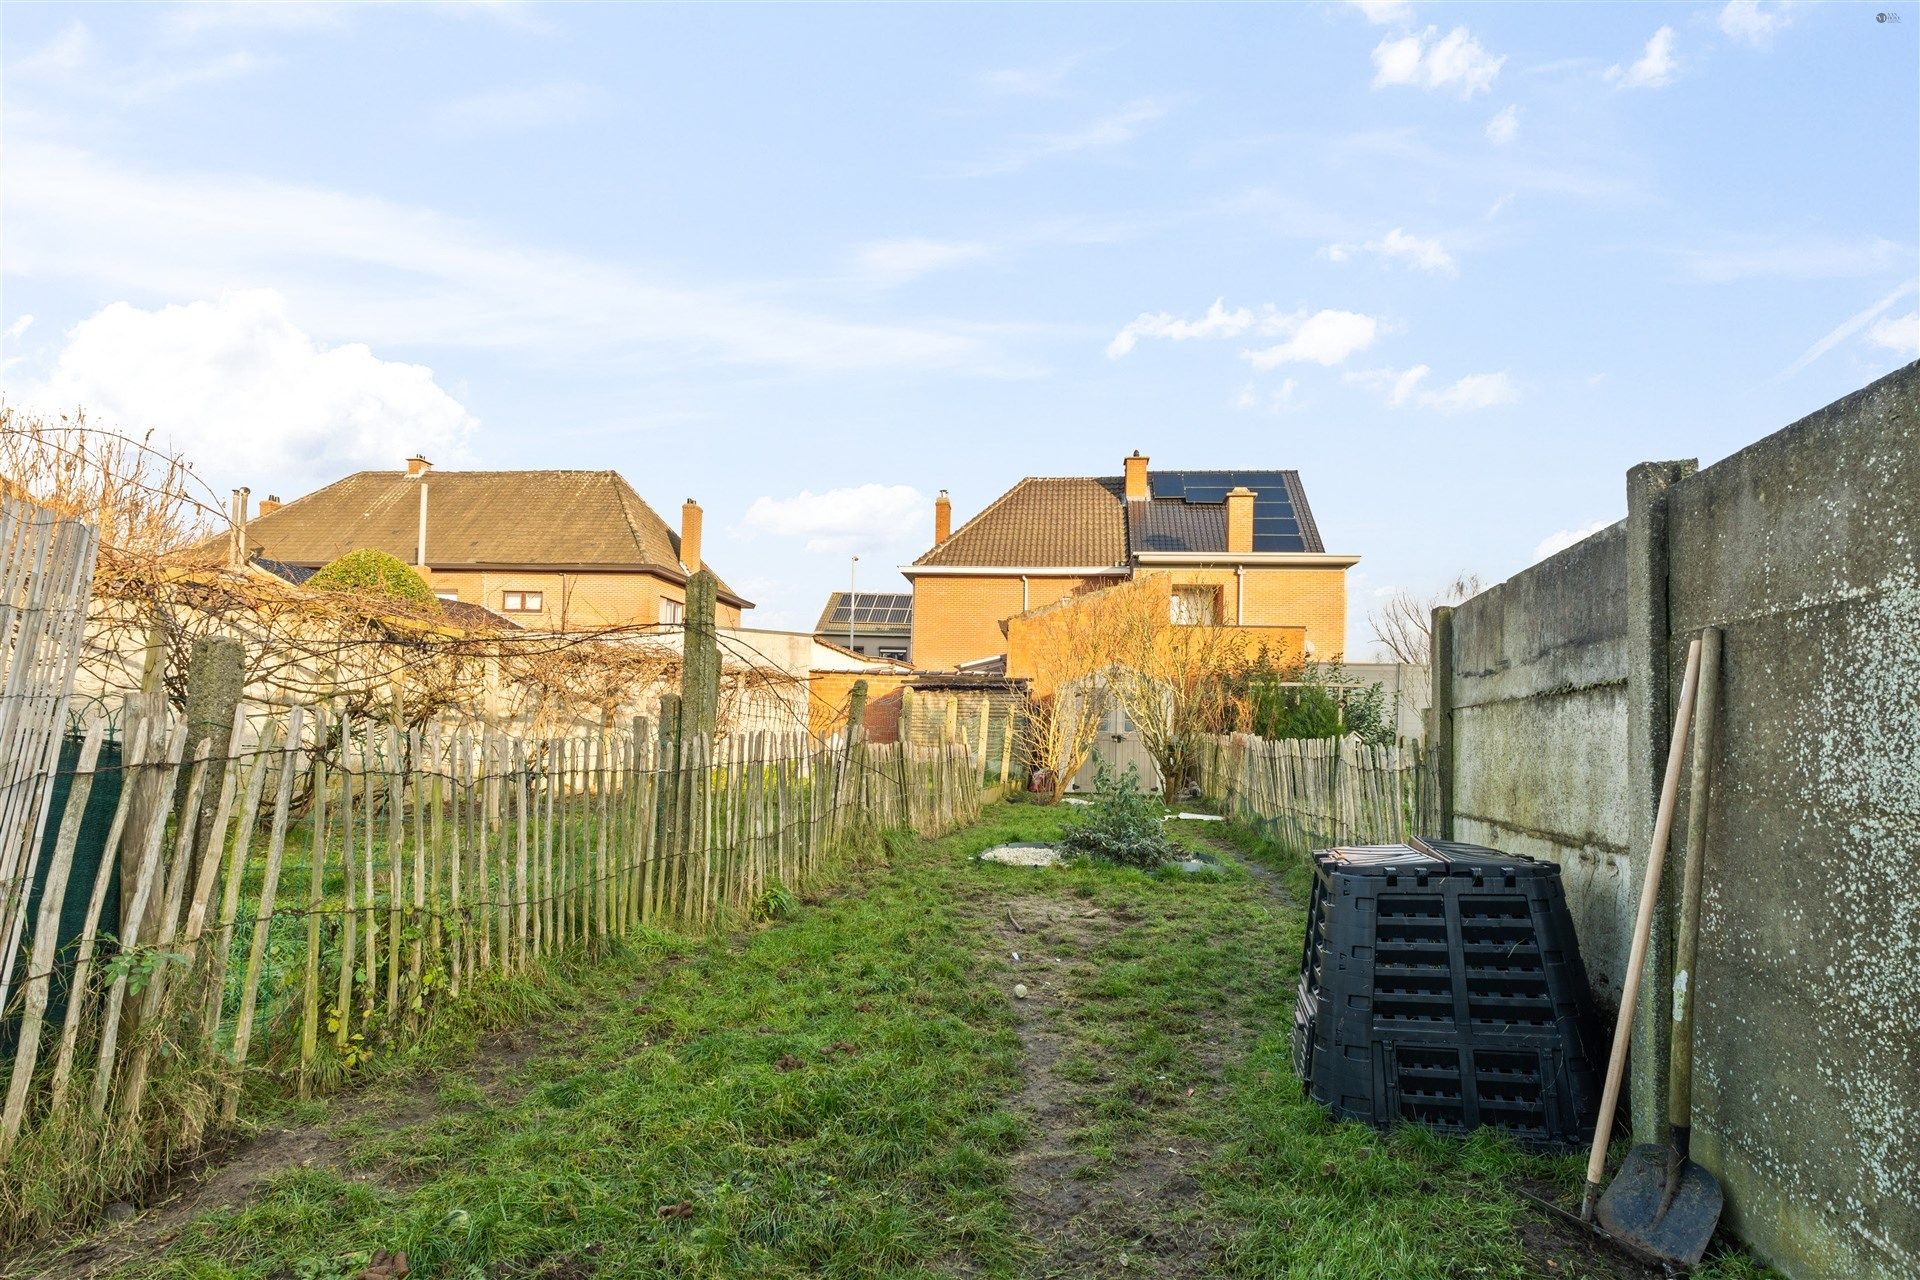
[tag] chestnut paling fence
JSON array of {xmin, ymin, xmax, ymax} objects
[
  {"xmin": 1195, "ymin": 732, "xmax": 1441, "ymax": 856},
  {"xmin": 0, "ymin": 701, "xmax": 983, "ymax": 1239}
]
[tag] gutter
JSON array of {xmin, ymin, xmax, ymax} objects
[
  {"xmin": 1132, "ymin": 551, "xmax": 1361, "ymax": 568},
  {"xmin": 899, "ymin": 564, "xmax": 1127, "ymax": 577}
]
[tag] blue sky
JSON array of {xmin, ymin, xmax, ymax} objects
[{"xmin": 3, "ymin": 0, "xmax": 1915, "ymax": 649}]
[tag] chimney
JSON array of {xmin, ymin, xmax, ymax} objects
[
  {"xmin": 259, "ymin": 494, "xmax": 282, "ymax": 516},
  {"xmin": 681, "ymin": 499, "xmax": 703, "ymax": 572},
  {"xmin": 1225, "ymin": 486, "xmax": 1256, "ymax": 553},
  {"xmin": 1124, "ymin": 450, "xmax": 1150, "ymax": 501},
  {"xmin": 416, "ymin": 482, "xmax": 429, "ymax": 567},
  {"xmin": 405, "ymin": 454, "xmax": 432, "ymax": 478},
  {"xmin": 934, "ymin": 490, "xmax": 952, "ymax": 546}
]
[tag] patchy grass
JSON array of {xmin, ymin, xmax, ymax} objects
[{"xmin": 34, "ymin": 800, "xmax": 1777, "ymax": 1280}]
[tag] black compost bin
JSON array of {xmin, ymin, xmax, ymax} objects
[{"xmin": 1293, "ymin": 836, "xmax": 1602, "ymax": 1148}]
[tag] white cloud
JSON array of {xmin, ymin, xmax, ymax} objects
[
  {"xmin": 1486, "ymin": 104, "xmax": 1519, "ymax": 145},
  {"xmin": 1236, "ymin": 378, "xmax": 1301, "ymax": 414},
  {"xmin": 1866, "ymin": 311, "xmax": 1919, "ymax": 358},
  {"xmin": 1421, "ymin": 371, "xmax": 1518, "ymax": 412},
  {"xmin": 1533, "ymin": 518, "xmax": 1614, "ymax": 564},
  {"xmin": 1346, "ymin": 365, "xmax": 1517, "ymax": 412},
  {"xmin": 1324, "ymin": 228, "xmax": 1458, "ymax": 276},
  {"xmin": 965, "ymin": 97, "xmax": 1169, "ymax": 175},
  {"xmin": 1782, "ymin": 282, "xmax": 1918, "ymax": 376},
  {"xmin": 21, "ymin": 290, "xmax": 476, "ymax": 494},
  {"xmin": 433, "ymin": 82, "xmax": 603, "ymax": 132},
  {"xmin": 1107, "ymin": 299, "xmax": 1256, "ymax": 359},
  {"xmin": 1242, "ymin": 310, "xmax": 1381, "ymax": 368},
  {"xmin": 1607, "ymin": 28, "xmax": 1679, "ymax": 90},
  {"xmin": 1682, "ymin": 234, "xmax": 1906, "ymax": 282},
  {"xmin": 12, "ymin": 19, "xmax": 270, "ymax": 102},
  {"xmin": 2, "ymin": 316, "xmax": 32, "ymax": 343},
  {"xmin": 1345, "ymin": 364, "xmax": 1430, "ymax": 406},
  {"xmin": 1349, "ymin": 0, "xmax": 1415, "ymax": 24},
  {"xmin": 1719, "ymin": 1, "xmax": 1794, "ymax": 47},
  {"xmin": 741, "ymin": 484, "xmax": 926, "ymax": 555},
  {"xmin": 6, "ymin": 140, "xmax": 987, "ymax": 376},
  {"xmin": 855, "ymin": 238, "xmax": 991, "ymax": 286},
  {"xmin": 1372, "ymin": 26, "xmax": 1504, "ymax": 99},
  {"xmin": 979, "ymin": 50, "xmax": 1094, "ymax": 97}
]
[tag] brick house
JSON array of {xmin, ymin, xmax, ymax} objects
[
  {"xmin": 234, "ymin": 456, "xmax": 752, "ymax": 629},
  {"xmin": 902, "ymin": 452, "xmax": 1356, "ymax": 671},
  {"xmin": 812, "ymin": 591, "xmax": 912, "ymax": 660}
]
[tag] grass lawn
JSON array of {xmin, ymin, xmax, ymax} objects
[{"xmin": 24, "ymin": 800, "xmax": 1777, "ymax": 1280}]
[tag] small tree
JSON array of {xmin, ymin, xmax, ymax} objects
[
  {"xmin": 1369, "ymin": 572, "xmax": 1483, "ymax": 665},
  {"xmin": 1103, "ymin": 575, "xmax": 1255, "ymax": 801},
  {"xmin": 1013, "ymin": 585, "xmax": 1126, "ymax": 801},
  {"xmin": 308, "ymin": 549, "xmax": 440, "ymax": 611}
]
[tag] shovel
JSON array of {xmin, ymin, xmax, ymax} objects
[
  {"xmin": 1579, "ymin": 635, "xmax": 1699, "ymax": 1225},
  {"xmin": 1596, "ymin": 627, "xmax": 1726, "ymax": 1266}
]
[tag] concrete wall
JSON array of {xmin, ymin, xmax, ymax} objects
[
  {"xmin": 1343, "ymin": 661, "xmax": 1433, "ymax": 743},
  {"xmin": 1446, "ymin": 523, "xmax": 1634, "ymax": 999},
  {"xmin": 1436, "ymin": 362, "xmax": 1919, "ymax": 1280}
]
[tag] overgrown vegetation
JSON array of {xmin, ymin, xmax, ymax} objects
[
  {"xmin": 33, "ymin": 802, "xmax": 1777, "ymax": 1280},
  {"xmin": 306, "ymin": 549, "xmax": 440, "ymax": 610},
  {"xmin": 1229, "ymin": 655, "xmax": 1395, "ymax": 746},
  {"xmin": 1057, "ymin": 763, "xmax": 1179, "ymax": 869}
]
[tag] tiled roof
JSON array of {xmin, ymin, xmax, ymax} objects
[
  {"xmin": 912, "ymin": 470, "xmax": 1325, "ymax": 567},
  {"xmin": 913, "ymin": 476, "xmax": 1130, "ymax": 567},
  {"xmin": 1128, "ymin": 499, "xmax": 1225, "ymax": 554},
  {"xmin": 814, "ymin": 591, "xmax": 913, "ymax": 635},
  {"xmin": 227, "ymin": 469, "xmax": 748, "ymax": 605}
]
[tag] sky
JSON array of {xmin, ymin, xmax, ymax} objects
[{"xmin": 3, "ymin": 0, "xmax": 1916, "ymax": 651}]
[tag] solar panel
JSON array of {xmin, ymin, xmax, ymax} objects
[
  {"xmin": 1151, "ymin": 471, "xmax": 1307, "ymax": 552},
  {"xmin": 826, "ymin": 593, "xmax": 912, "ymax": 626}
]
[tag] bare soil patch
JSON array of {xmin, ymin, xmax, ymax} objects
[{"xmin": 973, "ymin": 892, "xmax": 1219, "ymax": 1279}]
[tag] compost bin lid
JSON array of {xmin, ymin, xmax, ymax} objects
[{"xmin": 1316, "ymin": 836, "xmax": 1545, "ymax": 877}]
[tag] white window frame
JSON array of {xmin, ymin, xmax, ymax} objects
[
  {"xmin": 502, "ymin": 590, "xmax": 544, "ymax": 613},
  {"xmin": 1170, "ymin": 585, "xmax": 1220, "ymax": 626},
  {"xmin": 660, "ymin": 597, "xmax": 686, "ymax": 625}
]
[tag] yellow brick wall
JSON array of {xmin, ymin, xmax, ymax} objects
[
  {"xmin": 909, "ymin": 574, "xmax": 1114, "ymax": 670},
  {"xmin": 807, "ymin": 670, "xmax": 911, "ymax": 739},
  {"xmin": 1239, "ymin": 567, "xmax": 1347, "ymax": 659},
  {"xmin": 423, "ymin": 568, "xmax": 744, "ymax": 630}
]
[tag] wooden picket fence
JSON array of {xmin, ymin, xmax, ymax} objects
[
  {"xmin": 0, "ymin": 702, "xmax": 981, "ymax": 1239},
  {"xmin": 1195, "ymin": 732, "xmax": 1440, "ymax": 857},
  {"xmin": 0, "ymin": 500, "xmax": 99, "ymax": 1038}
]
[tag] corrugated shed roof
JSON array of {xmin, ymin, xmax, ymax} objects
[
  {"xmin": 230, "ymin": 469, "xmax": 748, "ymax": 604},
  {"xmin": 913, "ymin": 476, "xmax": 1130, "ymax": 567},
  {"xmin": 913, "ymin": 469, "xmax": 1326, "ymax": 566}
]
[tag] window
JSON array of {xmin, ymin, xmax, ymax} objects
[
  {"xmin": 1170, "ymin": 585, "xmax": 1220, "ymax": 626},
  {"xmin": 435, "ymin": 591, "xmax": 459, "ymax": 603},
  {"xmin": 878, "ymin": 647, "xmax": 908, "ymax": 661},
  {"xmin": 660, "ymin": 597, "xmax": 685, "ymax": 625},
  {"xmin": 502, "ymin": 590, "xmax": 543, "ymax": 613}
]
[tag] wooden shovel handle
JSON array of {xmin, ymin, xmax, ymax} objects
[{"xmin": 1581, "ymin": 636, "xmax": 1702, "ymax": 1219}]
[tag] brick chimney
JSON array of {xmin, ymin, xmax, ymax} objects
[
  {"xmin": 259, "ymin": 494, "xmax": 282, "ymax": 516},
  {"xmin": 1225, "ymin": 486, "xmax": 1256, "ymax": 553},
  {"xmin": 1124, "ymin": 450, "xmax": 1150, "ymax": 501},
  {"xmin": 934, "ymin": 490, "xmax": 952, "ymax": 546},
  {"xmin": 681, "ymin": 499, "xmax": 703, "ymax": 572},
  {"xmin": 406, "ymin": 454, "xmax": 432, "ymax": 478}
]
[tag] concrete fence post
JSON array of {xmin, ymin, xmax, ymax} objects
[
  {"xmin": 1624, "ymin": 458, "xmax": 1696, "ymax": 1143},
  {"xmin": 678, "ymin": 571, "xmax": 720, "ymax": 746},
  {"xmin": 1429, "ymin": 605, "xmax": 1455, "ymax": 839},
  {"xmin": 175, "ymin": 635, "xmax": 245, "ymax": 887}
]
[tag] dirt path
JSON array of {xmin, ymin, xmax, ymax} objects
[{"xmin": 981, "ymin": 892, "xmax": 1216, "ymax": 1279}]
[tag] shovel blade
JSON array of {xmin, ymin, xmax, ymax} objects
[{"xmin": 1596, "ymin": 1143, "xmax": 1724, "ymax": 1267}]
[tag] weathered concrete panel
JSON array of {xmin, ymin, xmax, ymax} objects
[
  {"xmin": 1449, "ymin": 518, "xmax": 1633, "ymax": 998},
  {"xmin": 1453, "ymin": 685, "xmax": 1632, "ymax": 996},
  {"xmin": 1442, "ymin": 362, "xmax": 1919, "ymax": 1279},
  {"xmin": 1663, "ymin": 363, "xmax": 1920, "ymax": 1280}
]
